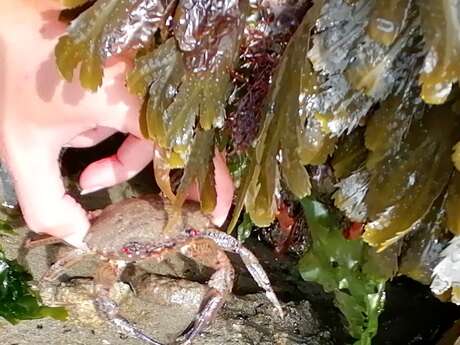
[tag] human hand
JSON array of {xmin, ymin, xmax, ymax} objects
[{"xmin": 0, "ymin": 0, "xmax": 234, "ymax": 247}]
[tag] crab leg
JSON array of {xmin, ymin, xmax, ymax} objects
[
  {"xmin": 201, "ymin": 230, "xmax": 284, "ymax": 318},
  {"xmin": 93, "ymin": 260, "xmax": 164, "ymax": 345},
  {"xmin": 24, "ymin": 233, "xmax": 64, "ymax": 248},
  {"xmin": 41, "ymin": 248, "xmax": 89, "ymax": 284},
  {"xmin": 179, "ymin": 239, "xmax": 235, "ymax": 345},
  {"xmin": 17, "ymin": 232, "xmax": 66, "ymax": 269},
  {"xmin": 95, "ymin": 296, "xmax": 164, "ymax": 345}
]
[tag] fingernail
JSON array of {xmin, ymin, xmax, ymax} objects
[
  {"xmin": 63, "ymin": 232, "xmax": 88, "ymax": 250},
  {"xmin": 80, "ymin": 186, "xmax": 104, "ymax": 195}
]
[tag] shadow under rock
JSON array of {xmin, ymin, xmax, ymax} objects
[
  {"xmin": 373, "ymin": 276, "xmax": 460, "ymax": 345},
  {"xmin": 230, "ymin": 237, "xmax": 351, "ymax": 345}
]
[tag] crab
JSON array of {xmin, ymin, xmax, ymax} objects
[{"xmin": 26, "ymin": 195, "xmax": 283, "ymax": 345}]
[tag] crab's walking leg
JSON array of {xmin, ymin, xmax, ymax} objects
[
  {"xmin": 179, "ymin": 238, "xmax": 235, "ymax": 345},
  {"xmin": 24, "ymin": 233, "xmax": 64, "ymax": 249},
  {"xmin": 18, "ymin": 232, "xmax": 67, "ymax": 271},
  {"xmin": 201, "ymin": 230, "xmax": 284, "ymax": 318},
  {"xmin": 41, "ymin": 248, "xmax": 89, "ymax": 284},
  {"xmin": 94, "ymin": 260, "xmax": 164, "ymax": 345}
]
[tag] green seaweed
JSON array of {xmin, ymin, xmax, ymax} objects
[
  {"xmin": 0, "ymin": 219, "xmax": 14, "ymax": 236},
  {"xmin": 299, "ymin": 197, "xmax": 386, "ymax": 345},
  {"xmin": 0, "ymin": 250, "xmax": 68, "ymax": 324},
  {"xmin": 237, "ymin": 213, "xmax": 254, "ymax": 243},
  {"xmin": 227, "ymin": 152, "xmax": 257, "ymax": 234},
  {"xmin": 227, "ymin": 153, "xmax": 249, "ymax": 189}
]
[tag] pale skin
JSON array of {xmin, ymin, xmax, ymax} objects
[{"xmin": 0, "ymin": 0, "xmax": 235, "ymax": 247}]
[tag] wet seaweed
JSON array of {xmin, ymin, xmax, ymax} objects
[{"xmin": 0, "ymin": 250, "xmax": 68, "ymax": 324}]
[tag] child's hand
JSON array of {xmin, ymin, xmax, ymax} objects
[{"xmin": 0, "ymin": 0, "xmax": 234, "ymax": 247}]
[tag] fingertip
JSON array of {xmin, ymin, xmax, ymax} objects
[
  {"xmin": 79, "ymin": 135, "xmax": 153, "ymax": 191},
  {"xmin": 211, "ymin": 151, "xmax": 235, "ymax": 226},
  {"xmin": 184, "ymin": 151, "xmax": 234, "ymax": 226},
  {"xmin": 23, "ymin": 194, "xmax": 90, "ymax": 244},
  {"xmin": 186, "ymin": 183, "xmax": 200, "ymax": 202},
  {"xmin": 4, "ymin": 139, "xmax": 91, "ymax": 244},
  {"xmin": 79, "ymin": 156, "xmax": 114, "ymax": 191},
  {"xmin": 62, "ymin": 231, "xmax": 88, "ymax": 249}
]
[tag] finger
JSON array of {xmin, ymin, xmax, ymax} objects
[
  {"xmin": 79, "ymin": 135, "xmax": 153, "ymax": 193},
  {"xmin": 211, "ymin": 150, "xmax": 234, "ymax": 226},
  {"xmin": 65, "ymin": 127, "xmax": 117, "ymax": 148},
  {"xmin": 3, "ymin": 142, "xmax": 89, "ymax": 247},
  {"xmin": 187, "ymin": 151, "xmax": 234, "ymax": 227}
]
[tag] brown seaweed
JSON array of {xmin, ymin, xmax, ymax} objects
[{"xmin": 56, "ymin": 0, "xmax": 174, "ymax": 91}]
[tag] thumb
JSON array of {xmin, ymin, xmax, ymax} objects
[{"xmin": 4, "ymin": 141, "xmax": 89, "ymax": 247}]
